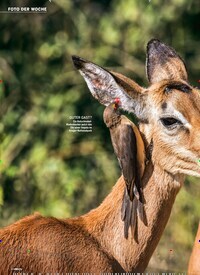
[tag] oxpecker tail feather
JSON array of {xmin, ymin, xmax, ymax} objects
[
  {"xmin": 137, "ymin": 199, "xmax": 145, "ymax": 224},
  {"xmin": 121, "ymin": 186, "xmax": 144, "ymax": 239},
  {"xmin": 121, "ymin": 188, "xmax": 137, "ymax": 239},
  {"xmin": 124, "ymin": 198, "xmax": 132, "ymax": 239},
  {"xmin": 133, "ymin": 185, "xmax": 140, "ymax": 200},
  {"xmin": 130, "ymin": 199, "xmax": 137, "ymax": 237}
]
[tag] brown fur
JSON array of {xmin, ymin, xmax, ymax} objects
[
  {"xmin": 0, "ymin": 169, "xmax": 182, "ymax": 274},
  {"xmin": 188, "ymin": 222, "xmax": 200, "ymax": 274}
]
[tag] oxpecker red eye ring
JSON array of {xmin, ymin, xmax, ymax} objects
[{"xmin": 114, "ymin": 97, "xmax": 121, "ymax": 105}]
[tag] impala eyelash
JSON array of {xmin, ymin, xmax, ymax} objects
[{"xmin": 164, "ymin": 83, "xmax": 192, "ymax": 93}]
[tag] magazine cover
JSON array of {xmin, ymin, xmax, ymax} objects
[{"xmin": 0, "ymin": 0, "xmax": 199, "ymax": 273}]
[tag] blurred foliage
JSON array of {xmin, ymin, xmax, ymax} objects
[{"xmin": 0, "ymin": 0, "xmax": 199, "ymax": 272}]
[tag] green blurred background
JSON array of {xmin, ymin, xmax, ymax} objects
[{"xmin": 0, "ymin": 0, "xmax": 199, "ymax": 272}]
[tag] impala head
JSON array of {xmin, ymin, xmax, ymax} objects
[{"xmin": 72, "ymin": 39, "xmax": 200, "ymax": 177}]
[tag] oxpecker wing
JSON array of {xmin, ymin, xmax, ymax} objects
[
  {"xmin": 111, "ymin": 123, "xmax": 138, "ymax": 201},
  {"xmin": 103, "ymin": 101, "xmax": 146, "ymax": 239}
]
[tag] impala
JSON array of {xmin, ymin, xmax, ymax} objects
[{"xmin": 0, "ymin": 39, "xmax": 199, "ymax": 273}]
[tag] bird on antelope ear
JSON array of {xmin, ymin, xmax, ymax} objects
[{"xmin": 103, "ymin": 98, "xmax": 146, "ymax": 239}]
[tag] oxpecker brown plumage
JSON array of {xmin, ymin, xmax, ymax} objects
[{"xmin": 103, "ymin": 99, "xmax": 146, "ymax": 239}]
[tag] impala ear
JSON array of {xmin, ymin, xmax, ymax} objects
[
  {"xmin": 146, "ymin": 39, "xmax": 188, "ymax": 84},
  {"xmin": 72, "ymin": 55, "xmax": 147, "ymax": 120}
]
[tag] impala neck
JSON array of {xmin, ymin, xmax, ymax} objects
[{"xmin": 83, "ymin": 163, "xmax": 184, "ymax": 272}]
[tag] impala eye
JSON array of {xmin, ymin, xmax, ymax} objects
[{"xmin": 160, "ymin": 117, "xmax": 182, "ymax": 129}]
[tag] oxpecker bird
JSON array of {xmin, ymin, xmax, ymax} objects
[{"xmin": 103, "ymin": 99, "xmax": 146, "ymax": 239}]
